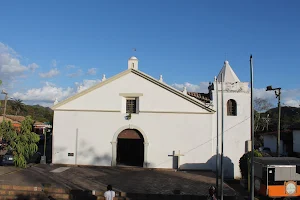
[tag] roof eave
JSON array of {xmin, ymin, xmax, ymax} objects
[
  {"xmin": 51, "ymin": 69, "xmax": 132, "ymax": 110},
  {"xmin": 131, "ymin": 69, "xmax": 215, "ymax": 113}
]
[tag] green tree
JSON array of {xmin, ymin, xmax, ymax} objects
[
  {"xmin": 11, "ymin": 99, "xmax": 26, "ymax": 115},
  {"xmin": 254, "ymin": 98, "xmax": 273, "ymax": 132},
  {"xmin": 0, "ymin": 116, "xmax": 40, "ymax": 168},
  {"xmin": 239, "ymin": 150, "xmax": 262, "ymax": 179},
  {"xmin": 0, "ymin": 80, "xmax": 2, "ymax": 107}
]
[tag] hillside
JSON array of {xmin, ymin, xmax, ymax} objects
[
  {"xmin": 0, "ymin": 100, "xmax": 53, "ymax": 124},
  {"xmin": 266, "ymin": 106, "xmax": 300, "ymax": 131},
  {"xmin": 1, "ymin": 99, "xmax": 299, "ymax": 129}
]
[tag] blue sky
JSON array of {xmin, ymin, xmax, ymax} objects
[{"xmin": 0, "ymin": 1, "xmax": 300, "ymax": 107}]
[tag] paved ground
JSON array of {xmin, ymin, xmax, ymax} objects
[
  {"xmin": 225, "ymin": 180, "xmax": 249, "ymax": 197},
  {"xmin": 0, "ymin": 166, "xmax": 17, "ymax": 176},
  {"xmin": 0, "ymin": 164, "xmax": 239, "ymax": 197}
]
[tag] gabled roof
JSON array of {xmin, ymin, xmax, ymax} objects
[
  {"xmin": 52, "ymin": 69, "xmax": 215, "ymax": 113},
  {"xmin": 217, "ymin": 60, "xmax": 240, "ymax": 83}
]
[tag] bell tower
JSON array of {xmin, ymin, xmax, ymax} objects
[
  {"xmin": 128, "ymin": 56, "xmax": 138, "ymax": 70},
  {"xmin": 211, "ymin": 60, "xmax": 251, "ymax": 179}
]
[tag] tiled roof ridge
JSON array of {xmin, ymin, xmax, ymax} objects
[{"xmin": 187, "ymin": 91, "xmax": 211, "ymax": 103}]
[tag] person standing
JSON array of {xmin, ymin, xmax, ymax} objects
[
  {"xmin": 207, "ymin": 186, "xmax": 218, "ymax": 200},
  {"xmin": 104, "ymin": 185, "xmax": 115, "ymax": 200}
]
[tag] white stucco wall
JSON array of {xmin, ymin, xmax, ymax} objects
[
  {"xmin": 293, "ymin": 130, "xmax": 300, "ymax": 153},
  {"xmin": 52, "ymin": 70, "xmax": 249, "ymax": 179},
  {"xmin": 211, "ymin": 81, "xmax": 251, "ymax": 179},
  {"xmin": 52, "ymin": 72, "xmax": 214, "ymax": 170},
  {"xmin": 52, "ymin": 111, "xmax": 213, "ymax": 169},
  {"xmin": 58, "ymin": 73, "xmax": 209, "ymax": 113},
  {"xmin": 263, "ymin": 135, "xmax": 284, "ymax": 154}
]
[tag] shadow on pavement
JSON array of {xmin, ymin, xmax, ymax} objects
[
  {"xmin": 15, "ymin": 191, "xmax": 98, "ymax": 200},
  {"xmin": 69, "ymin": 189, "xmax": 97, "ymax": 200},
  {"xmin": 15, "ymin": 194, "xmax": 48, "ymax": 200}
]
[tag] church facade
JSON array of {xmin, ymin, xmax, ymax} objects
[{"xmin": 51, "ymin": 56, "xmax": 250, "ymax": 179}]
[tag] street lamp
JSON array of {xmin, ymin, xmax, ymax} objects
[
  {"xmin": 1, "ymin": 90, "xmax": 8, "ymax": 121},
  {"xmin": 266, "ymin": 85, "xmax": 281, "ymax": 157},
  {"xmin": 40, "ymin": 127, "xmax": 47, "ymax": 164}
]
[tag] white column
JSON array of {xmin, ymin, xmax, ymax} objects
[
  {"xmin": 143, "ymin": 142, "xmax": 149, "ymax": 168},
  {"xmin": 111, "ymin": 141, "xmax": 117, "ymax": 166}
]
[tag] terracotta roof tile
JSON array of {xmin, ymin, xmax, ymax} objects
[
  {"xmin": 0, "ymin": 116, "xmax": 20, "ymax": 124},
  {"xmin": 187, "ymin": 92, "xmax": 211, "ymax": 103},
  {"xmin": 34, "ymin": 121, "xmax": 45, "ymax": 125},
  {"xmin": 2, "ymin": 115, "xmax": 43, "ymax": 125},
  {"xmin": 5, "ymin": 115, "xmax": 25, "ymax": 123}
]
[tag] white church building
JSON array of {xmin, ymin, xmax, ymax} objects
[{"xmin": 51, "ymin": 56, "xmax": 250, "ymax": 179}]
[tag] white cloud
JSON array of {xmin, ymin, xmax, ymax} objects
[
  {"xmin": 66, "ymin": 65, "xmax": 76, "ymax": 69},
  {"xmin": 12, "ymin": 79, "xmax": 101, "ymax": 106},
  {"xmin": 0, "ymin": 54, "xmax": 27, "ymax": 74},
  {"xmin": 254, "ymin": 88, "xmax": 300, "ymax": 107},
  {"xmin": 43, "ymin": 81, "xmax": 56, "ymax": 87},
  {"xmin": 39, "ymin": 68, "xmax": 60, "ymax": 78},
  {"xmin": 87, "ymin": 68, "xmax": 97, "ymax": 75},
  {"xmin": 67, "ymin": 69, "xmax": 83, "ymax": 78},
  {"xmin": 172, "ymin": 82, "xmax": 210, "ymax": 93},
  {"xmin": 12, "ymin": 84, "xmax": 74, "ymax": 106},
  {"xmin": 0, "ymin": 42, "xmax": 17, "ymax": 55},
  {"xmin": 28, "ymin": 63, "xmax": 39, "ymax": 72},
  {"xmin": 75, "ymin": 79, "xmax": 101, "ymax": 93},
  {"xmin": 172, "ymin": 82, "xmax": 300, "ymax": 108},
  {"xmin": 10, "ymin": 77, "xmax": 300, "ymax": 108},
  {"xmin": 284, "ymin": 99, "xmax": 300, "ymax": 107},
  {"xmin": 52, "ymin": 59, "xmax": 57, "ymax": 67},
  {"xmin": 0, "ymin": 42, "xmax": 39, "ymax": 88}
]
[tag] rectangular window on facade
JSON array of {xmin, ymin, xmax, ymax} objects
[{"xmin": 126, "ymin": 98, "xmax": 137, "ymax": 113}]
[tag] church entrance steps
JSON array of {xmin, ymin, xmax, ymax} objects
[
  {"xmin": 0, "ymin": 165, "xmax": 240, "ymax": 199},
  {"xmin": 0, "ymin": 185, "xmax": 69, "ymax": 200},
  {"xmin": 0, "ymin": 185, "xmax": 241, "ymax": 200}
]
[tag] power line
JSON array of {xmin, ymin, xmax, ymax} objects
[
  {"xmin": 183, "ymin": 116, "xmax": 250, "ymax": 155},
  {"xmin": 153, "ymin": 116, "xmax": 250, "ymax": 168}
]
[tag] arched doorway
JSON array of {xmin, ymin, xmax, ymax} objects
[{"xmin": 116, "ymin": 129, "xmax": 144, "ymax": 167}]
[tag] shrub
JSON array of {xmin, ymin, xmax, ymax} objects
[
  {"xmin": 0, "ymin": 116, "xmax": 40, "ymax": 168},
  {"xmin": 239, "ymin": 150, "xmax": 262, "ymax": 179}
]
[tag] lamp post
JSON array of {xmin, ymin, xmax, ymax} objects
[
  {"xmin": 40, "ymin": 127, "xmax": 47, "ymax": 164},
  {"xmin": 1, "ymin": 90, "xmax": 8, "ymax": 121},
  {"xmin": 266, "ymin": 85, "xmax": 281, "ymax": 157}
]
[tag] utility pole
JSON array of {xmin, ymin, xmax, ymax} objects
[
  {"xmin": 250, "ymin": 55, "xmax": 254, "ymax": 200},
  {"xmin": 276, "ymin": 89, "xmax": 281, "ymax": 157},
  {"xmin": 215, "ymin": 76, "xmax": 220, "ymax": 197},
  {"xmin": 220, "ymin": 73, "xmax": 224, "ymax": 200},
  {"xmin": 266, "ymin": 86, "xmax": 281, "ymax": 157}
]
